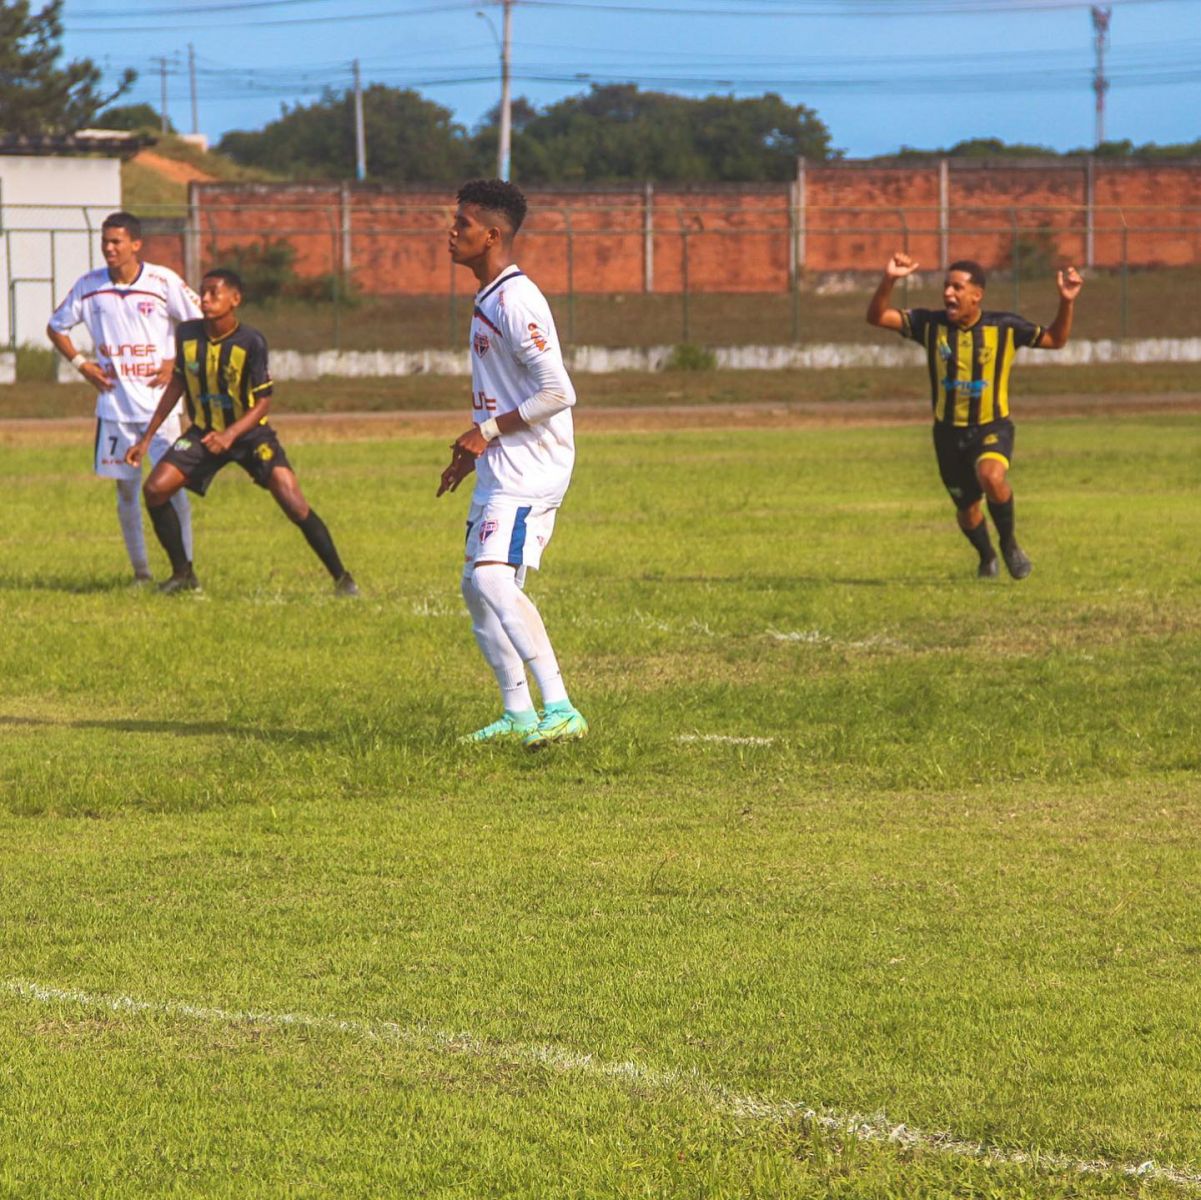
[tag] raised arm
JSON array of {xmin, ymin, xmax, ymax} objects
[
  {"xmin": 866, "ymin": 252, "xmax": 921, "ymax": 332},
  {"xmin": 1036, "ymin": 267, "xmax": 1083, "ymax": 349}
]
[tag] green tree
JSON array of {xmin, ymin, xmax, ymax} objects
[
  {"xmin": 0, "ymin": 1, "xmax": 135, "ymax": 135},
  {"xmin": 219, "ymin": 85, "xmax": 470, "ymax": 182},
  {"xmin": 473, "ymin": 85, "xmax": 835, "ymax": 183},
  {"xmin": 889, "ymin": 138, "xmax": 1058, "ymax": 160},
  {"xmin": 98, "ymin": 102, "xmax": 170, "ymax": 134}
]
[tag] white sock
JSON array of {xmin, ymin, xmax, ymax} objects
[
  {"xmin": 461, "ymin": 565, "xmax": 534, "ymax": 714},
  {"xmin": 115, "ymin": 479, "xmax": 149, "ymax": 576},
  {"xmin": 473, "ymin": 564, "xmax": 569, "ymax": 707},
  {"xmin": 171, "ymin": 489, "xmax": 193, "ymax": 562}
]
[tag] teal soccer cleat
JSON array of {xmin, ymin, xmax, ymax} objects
[
  {"xmin": 461, "ymin": 710, "xmax": 539, "ymax": 744},
  {"xmin": 523, "ymin": 704, "xmax": 589, "ymax": 751}
]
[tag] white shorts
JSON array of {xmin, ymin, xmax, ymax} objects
[
  {"xmin": 465, "ymin": 498, "xmax": 559, "ymax": 584},
  {"xmin": 93, "ymin": 413, "xmax": 183, "ymax": 480}
]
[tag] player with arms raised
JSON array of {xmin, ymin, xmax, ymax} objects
[
  {"xmin": 438, "ymin": 179, "xmax": 587, "ymax": 749},
  {"xmin": 47, "ymin": 211, "xmax": 199, "ymax": 583},
  {"xmin": 867, "ymin": 252, "xmax": 1083, "ymax": 579}
]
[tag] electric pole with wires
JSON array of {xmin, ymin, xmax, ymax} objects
[{"xmin": 1091, "ymin": 5, "xmax": 1112, "ymax": 149}]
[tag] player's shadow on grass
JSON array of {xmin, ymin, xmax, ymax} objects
[
  {"xmin": 0, "ymin": 714, "xmax": 329, "ymax": 745},
  {"xmin": 0, "ymin": 573, "xmax": 145, "ymax": 595}
]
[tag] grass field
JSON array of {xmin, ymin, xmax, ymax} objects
[
  {"xmin": 2, "ymin": 362, "xmax": 1198, "ymax": 419},
  {"xmin": 2, "ymin": 411, "xmax": 1200, "ymax": 1197}
]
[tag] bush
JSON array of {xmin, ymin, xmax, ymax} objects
[
  {"xmin": 209, "ymin": 239, "xmax": 358, "ymax": 306},
  {"xmin": 16, "ymin": 347, "xmax": 59, "ymax": 382},
  {"xmin": 665, "ymin": 342, "xmax": 716, "ymax": 371},
  {"xmin": 1001, "ymin": 230, "xmax": 1060, "ymax": 280}
]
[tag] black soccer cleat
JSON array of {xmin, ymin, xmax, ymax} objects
[
  {"xmin": 977, "ymin": 555, "xmax": 1000, "ymax": 579},
  {"xmin": 158, "ymin": 567, "xmax": 202, "ymax": 595},
  {"xmin": 1001, "ymin": 543, "xmax": 1033, "ymax": 580},
  {"xmin": 334, "ymin": 571, "xmax": 360, "ymax": 598}
]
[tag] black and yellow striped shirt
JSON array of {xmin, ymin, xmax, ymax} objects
[
  {"xmin": 173, "ymin": 319, "xmax": 273, "ymax": 433},
  {"xmin": 900, "ymin": 309, "xmax": 1044, "ymax": 427}
]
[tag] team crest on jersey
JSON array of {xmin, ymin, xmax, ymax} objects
[
  {"xmin": 138, "ymin": 300, "xmax": 156, "ymax": 316},
  {"xmin": 977, "ymin": 346, "xmax": 995, "ymax": 366},
  {"xmin": 479, "ymin": 519, "xmax": 499, "ymax": 542},
  {"xmin": 527, "ymin": 322, "xmax": 548, "ymax": 352},
  {"xmin": 473, "ymin": 330, "xmax": 491, "ymax": 358}
]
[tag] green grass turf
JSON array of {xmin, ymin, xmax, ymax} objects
[
  {"xmin": 0, "ymin": 362, "xmax": 1196, "ymax": 420},
  {"xmin": 1, "ymin": 416, "xmax": 1199, "ymax": 1197}
]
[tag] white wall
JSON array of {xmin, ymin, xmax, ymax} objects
[{"xmin": 0, "ymin": 156, "xmax": 122, "ymax": 347}]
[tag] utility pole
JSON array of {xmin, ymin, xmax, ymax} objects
[
  {"xmin": 353, "ymin": 58, "xmax": 366, "ymax": 181},
  {"xmin": 152, "ymin": 55, "xmax": 170, "ymax": 134},
  {"xmin": 499, "ymin": 0, "xmax": 513, "ymax": 181},
  {"xmin": 188, "ymin": 43, "xmax": 199, "ymax": 136},
  {"xmin": 1091, "ymin": 5, "xmax": 1112, "ymax": 149}
]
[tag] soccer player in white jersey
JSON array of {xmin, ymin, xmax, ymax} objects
[
  {"xmin": 438, "ymin": 178, "xmax": 588, "ymax": 749},
  {"xmin": 47, "ymin": 211, "xmax": 200, "ymax": 584}
]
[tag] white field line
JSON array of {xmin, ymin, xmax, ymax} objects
[
  {"xmin": 6, "ymin": 978, "xmax": 1200, "ymax": 1189},
  {"xmin": 678, "ymin": 734, "xmax": 776, "ymax": 746},
  {"xmin": 768, "ymin": 628, "xmax": 908, "ymax": 651}
]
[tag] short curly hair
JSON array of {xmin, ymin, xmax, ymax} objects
[{"xmin": 456, "ymin": 178, "xmax": 528, "ymax": 234}]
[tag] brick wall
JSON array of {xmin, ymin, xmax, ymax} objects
[{"xmin": 182, "ymin": 161, "xmax": 1201, "ymax": 295}]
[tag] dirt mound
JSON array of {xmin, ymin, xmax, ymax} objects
[{"xmin": 133, "ymin": 150, "xmax": 217, "ymax": 187}]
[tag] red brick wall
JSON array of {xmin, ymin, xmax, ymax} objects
[{"xmin": 188, "ymin": 162, "xmax": 1201, "ymax": 295}]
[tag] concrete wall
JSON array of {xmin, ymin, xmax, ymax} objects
[{"xmin": 0, "ymin": 156, "xmax": 121, "ymax": 346}]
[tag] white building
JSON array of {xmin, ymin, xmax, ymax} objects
[{"xmin": 0, "ymin": 136, "xmax": 129, "ymax": 352}]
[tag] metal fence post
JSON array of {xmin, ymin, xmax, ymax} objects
[
  {"xmin": 330, "ymin": 223, "xmax": 341, "ymax": 353},
  {"xmin": 1085, "ymin": 156, "xmax": 1095, "ymax": 270},
  {"xmin": 185, "ymin": 182, "xmax": 201, "ymax": 285},
  {"xmin": 643, "ymin": 181, "xmax": 654, "ymax": 294},
  {"xmin": 939, "ymin": 158, "xmax": 949, "ymax": 270},
  {"xmin": 1120, "ymin": 211, "xmax": 1129, "ymax": 345},
  {"xmin": 565, "ymin": 206, "xmax": 575, "ymax": 344},
  {"xmin": 1011, "ymin": 208, "xmax": 1021, "ymax": 313},
  {"xmin": 681, "ymin": 226, "xmax": 690, "ymax": 343}
]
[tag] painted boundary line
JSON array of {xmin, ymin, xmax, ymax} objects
[
  {"xmin": 6, "ymin": 978, "xmax": 1199, "ymax": 1189},
  {"xmin": 678, "ymin": 734, "xmax": 777, "ymax": 746}
]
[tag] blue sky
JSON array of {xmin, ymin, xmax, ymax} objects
[{"xmin": 62, "ymin": 0, "xmax": 1201, "ymax": 157}]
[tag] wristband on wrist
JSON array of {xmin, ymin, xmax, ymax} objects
[
  {"xmin": 69, "ymin": 353, "xmax": 87, "ymax": 371},
  {"xmin": 479, "ymin": 417, "xmax": 501, "ymax": 442}
]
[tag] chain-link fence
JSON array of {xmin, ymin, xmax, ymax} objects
[{"xmin": 6, "ymin": 199, "xmax": 1199, "ymax": 351}]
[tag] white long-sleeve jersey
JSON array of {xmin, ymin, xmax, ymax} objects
[
  {"xmin": 49, "ymin": 262, "xmax": 201, "ymax": 423},
  {"xmin": 469, "ymin": 265, "xmax": 576, "ymax": 506}
]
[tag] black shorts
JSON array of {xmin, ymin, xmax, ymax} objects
[
  {"xmin": 932, "ymin": 419, "xmax": 1015, "ymax": 510},
  {"xmin": 159, "ymin": 424, "xmax": 291, "ymax": 497}
]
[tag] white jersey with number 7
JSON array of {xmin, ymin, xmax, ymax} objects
[
  {"xmin": 49, "ymin": 262, "xmax": 201, "ymax": 424},
  {"xmin": 469, "ymin": 265, "xmax": 576, "ymax": 506}
]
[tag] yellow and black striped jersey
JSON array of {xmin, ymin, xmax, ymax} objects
[
  {"xmin": 172, "ymin": 319, "xmax": 273, "ymax": 433},
  {"xmin": 900, "ymin": 309, "xmax": 1044, "ymax": 427}
]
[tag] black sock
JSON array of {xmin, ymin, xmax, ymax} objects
[
  {"xmin": 147, "ymin": 501, "xmax": 190, "ymax": 574},
  {"xmin": 987, "ymin": 497, "xmax": 1016, "ymax": 550},
  {"xmin": 296, "ymin": 510, "xmax": 345, "ymax": 579},
  {"xmin": 961, "ymin": 518, "xmax": 995, "ymax": 563}
]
